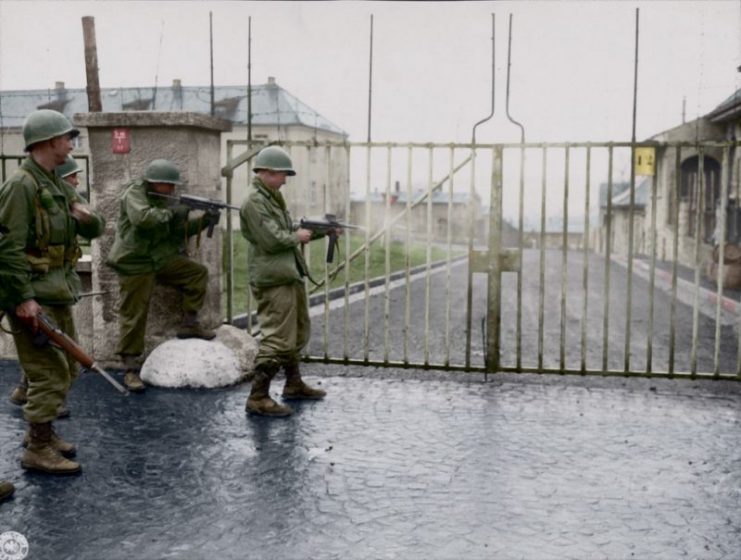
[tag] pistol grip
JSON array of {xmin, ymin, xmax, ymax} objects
[{"xmin": 326, "ymin": 232, "xmax": 337, "ymax": 263}]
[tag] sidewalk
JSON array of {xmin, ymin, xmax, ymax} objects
[
  {"xmin": 613, "ymin": 254, "xmax": 741, "ymax": 326},
  {"xmin": 1, "ymin": 359, "xmax": 740, "ymax": 559}
]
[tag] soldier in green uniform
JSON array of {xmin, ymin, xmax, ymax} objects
[
  {"xmin": 240, "ymin": 146, "xmax": 336, "ymax": 417},
  {"xmin": 8, "ymin": 156, "xmax": 86, "ymax": 418},
  {"xmin": 0, "ymin": 109, "xmax": 105, "ymax": 475},
  {"xmin": 106, "ymin": 159, "xmax": 218, "ymax": 392}
]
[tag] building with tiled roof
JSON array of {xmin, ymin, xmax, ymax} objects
[{"xmin": 0, "ymin": 77, "xmax": 349, "ymax": 217}]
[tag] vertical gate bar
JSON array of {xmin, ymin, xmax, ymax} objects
[
  {"xmin": 737, "ymin": 157, "xmax": 741, "ymax": 376},
  {"xmin": 322, "ymin": 144, "xmax": 332, "ymax": 359},
  {"xmin": 342, "ymin": 144, "xmax": 352, "ymax": 360},
  {"xmin": 225, "ymin": 141, "xmax": 234, "ymax": 324},
  {"xmin": 445, "ymin": 146, "xmax": 455, "ymax": 367},
  {"xmin": 537, "ymin": 147, "xmax": 547, "ymax": 371},
  {"xmin": 624, "ymin": 146, "xmax": 636, "ymax": 373},
  {"xmin": 669, "ymin": 147, "xmax": 681, "ymax": 374},
  {"xmin": 602, "ymin": 146, "xmax": 614, "ymax": 373},
  {"xmin": 581, "ymin": 147, "xmax": 591, "ymax": 373},
  {"xmin": 465, "ymin": 146, "xmax": 476, "ymax": 369},
  {"xmin": 690, "ymin": 148, "xmax": 705, "ymax": 375},
  {"xmin": 714, "ymin": 146, "xmax": 730, "ymax": 376},
  {"xmin": 486, "ymin": 146, "xmax": 503, "ymax": 372},
  {"xmin": 363, "ymin": 144, "xmax": 372, "ymax": 362},
  {"xmin": 559, "ymin": 146, "xmax": 570, "ymax": 372},
  {"xmin": 404, "ymin": 146, "xmax": 413, "ymax": 364},
  {"xmin": 646, "ymin": 170, "xmax": 657, "ymax": 373},
  {"xmin": 424, "ymin": 146, "xmax": 434, "ymax": 366},
  {"xmin": 516, "ymin": 145, "xmax": 525, "ymax": 371},
  {"xmin": 383, "ymin": 145, "xmax": 393, "ymax": 364}
]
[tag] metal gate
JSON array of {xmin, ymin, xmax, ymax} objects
[
  {"xmin": 223, "ymin": 138, "xmax": 741, "ymax": 380},
  {"xmin": 5, "ymin": 142, "xmax": 740, "ymax": 380}
]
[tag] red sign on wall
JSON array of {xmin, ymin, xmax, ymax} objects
[{"xmin": 111, "ymin": 128, "xmax": 130, "ymax": 154}]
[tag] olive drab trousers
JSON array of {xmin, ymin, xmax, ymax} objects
[
  {"xmin": 251, "ymin": 282, "xmax": 310, "ymax": 369},
  {"xmin": 116, "ymin": 255, "xmax": 208, "ymax": 356},
  {"xmin": 9, "ymin": 305, "xmax": 78, "ymax": 423}
]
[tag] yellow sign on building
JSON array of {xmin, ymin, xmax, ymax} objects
[{"xmin": 634, "ymin": 147, "xmax": 655, "ymax": 176}]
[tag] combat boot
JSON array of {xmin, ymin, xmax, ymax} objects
[
  {"xmin": 177, "ymin": 311, "xmax": 216, "ymax": 340},
  {"xmin": 123, "ymin": 370, "xmax": 145, "ymax": 393},
  {"xmin": 246, "ymin": 364, "xmax": 293, "ymax": 417},
  {"xmin": 21, "ymin": 422, "xmax": 81, "ymax": 475},
  {"xmin": 23, "ymin": 425, "xmax": 76, "ymax": 458},
  {"xmin": 282, "ymin": 363, "xmax": 326, "ymax": 400},
  {"xmin": 9, "ymin": 374, "xmax": 28, "ymax": 405},
  {"xmin": 0, "ymin": 480, "xmax": 14, "ymax": 502}
]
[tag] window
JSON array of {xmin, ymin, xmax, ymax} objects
[{"xmin": 679, "ymin": 155, "xmax": 720, "ymax": 242}]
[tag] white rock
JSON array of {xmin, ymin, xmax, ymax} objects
[
  {"xmin": 141, "ymin": 338, "xmax": 244, "ymax": 388},
  {"xmin": 213, "ymin": 324, "xmax": 259, "ymax": 374}
]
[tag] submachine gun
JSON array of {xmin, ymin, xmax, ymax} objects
[
  {"xmin": 150, "ymin": 193, "xmax": 240, "ymax": 238},
  {"xmin": 6, "ymin": 311, "xmax": 129, "ymax": 396},
  {"xmin": 298, "ymin": 214, "xmax": 361, "ymax": 263}
]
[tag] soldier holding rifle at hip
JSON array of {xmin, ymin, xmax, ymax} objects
[
  {"xmin": 9, "ymin": 155, "xmax": 88, "ymax": 417},
  {"xmin": 106, "ymin": 159, "xmax": 219, "ymax": 392},
  {"xmin": 240, "ymin": 146, "xmax": 342, "ymax": 417},
  {"xmin": 0, "ymin": 109, "xmax": 105, "ymax": 475}
]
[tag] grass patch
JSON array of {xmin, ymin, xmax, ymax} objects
[{"xmin": 222, "ymin": 233, "xmax": 462, "ymax": 315}]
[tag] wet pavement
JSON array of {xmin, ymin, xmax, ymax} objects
[{"xmin": 1, "ymin": 359, "xmax": 741, "ymax": 559}]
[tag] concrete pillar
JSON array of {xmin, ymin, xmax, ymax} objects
[{"xmin": 73, "ymin": 112, "xmax": 232, "ymax": 365}]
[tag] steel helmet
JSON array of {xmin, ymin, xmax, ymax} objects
[
  {"xmin": 144, "ymin": 159, "xmax": 182, "ymax": 184},
  {"xmin": 55, "ymin": 156, "xmax": 82, "ymax": 179},
  {"xmin": 22, "ymin": 109, "xmax": 80, "ymax": 151},
  {"xmin": 252, "ymin": 146, "xmax": 296, "ymax": 176}
]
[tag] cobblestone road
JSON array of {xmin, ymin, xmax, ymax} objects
[{"xmin": 1, "ymin": 360, "xmax": 740, "ymax": 559}]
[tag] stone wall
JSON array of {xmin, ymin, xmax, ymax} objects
[{"xmin": 73, "ymin": 112, "xmax": 231, "ymax": 366}]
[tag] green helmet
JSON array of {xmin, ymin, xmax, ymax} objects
[
  {"xmin": 144, "ymin": 159, "xmax": 182, "ymax": 185},
  {"xmin": 55, "ymin": 156, "xmax": 82, "ymax": 179},
  {"xmin": 252, "ymin": 146, "xmax": 296, "ymax": 176},
  {"xmin": 23, "ymin": 109, "xmax": 80, "ymax": 151}
]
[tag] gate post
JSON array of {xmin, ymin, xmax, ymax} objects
[{"xmin": 486, "ymin": 146, "xmax": 503, "ymax": 372}]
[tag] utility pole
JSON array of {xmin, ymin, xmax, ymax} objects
[
  {"xmin": 82, "ymin": 16, "xmax": 102, "ymax": 112},
  {"xmin": 209, "ymin": 12, "xmax": 215, "ymax": 117}
]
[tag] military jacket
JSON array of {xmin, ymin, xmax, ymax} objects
[
  {"xmin": 106, "ymin": 179, "xmax": 204, "ymax": 276},
  {"xmin": 239, "ymin": 177, "xmax": 309, "ymax": 287},
  {"xmin": 0, "ymin": 157, "xmax": 105, "ymax": 307}
]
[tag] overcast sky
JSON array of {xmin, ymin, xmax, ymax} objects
[{"xmin": 1, "ymin": 0, "xmax": 740, "ymax": 145}]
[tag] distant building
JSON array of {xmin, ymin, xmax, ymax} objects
[
  {"xmin": 0, "ymin": 77, "xmax": 349, "ymax": 217},
  {"xmin": 595, "ymin": 179, "xmax": 650, "ymax": 256},
  {"xmin": 350, "ymin": 185, "xmax": 484, "ymax": 244},
  {"xmin": 596, "ymin": 86, "xmax": 740, "ymax": 270}
]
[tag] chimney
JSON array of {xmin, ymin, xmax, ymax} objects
[
  {"xmin": 54, "ymin": 81, "xmax": 66, "ymax": 100},
  {"xmin": 172, "ymin": 79, "xmax": 182, "ymax": 88},
  {"xmin": 267, "ymin": 76, "xmax": 276, "ymax": 87}
]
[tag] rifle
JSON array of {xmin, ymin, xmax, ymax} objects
[
  {"xmin": 150, "ymin": 192, "xmax": 240, "ymax": 238},
  {"xmin": 298, "ymin": 214, "xmax": 361, "ymax": 263},
  {"xmin": 14, "ymin": 312, "xmax": 129, "ymax": 396}
]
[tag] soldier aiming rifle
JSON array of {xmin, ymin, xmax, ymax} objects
[
  {"xmin": 298, "ymin": 214, "xmax": 361, "ymax": 263},
  {"xmin": 149, "ymin": 192, "xmax": 240, "ymax": 238}
]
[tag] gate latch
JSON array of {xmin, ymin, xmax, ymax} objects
[{"xmin": 469, "ymin": 248, "xmax": 521, "ymax": 274}]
